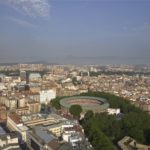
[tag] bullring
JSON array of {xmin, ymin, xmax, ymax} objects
[{"xmin": 60, "ymin": 96, "xmax": 109, "ymax": 113}]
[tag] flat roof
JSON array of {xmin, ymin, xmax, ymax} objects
[
  {"xmin": 9, "ymin": 113, "xmax": 22, "ymax": 125},
  {"xmin": 32, "ymin": 126, "xmax": 57, "ymax": 143},
  {"xmin": 22, "ymin": 113, "xmax": 66, "ymax": 123},
  {"xmin": 18, "ymin": 125, "xmax": 29, "ymax": 131}
]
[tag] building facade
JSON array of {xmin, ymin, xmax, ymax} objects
[{"xmin": 39, "ymin": 90, "xmax": 56, "ymax": 104}]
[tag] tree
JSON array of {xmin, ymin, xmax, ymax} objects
[
  {"xmin": 84, "ymin": 110, "xmax": 94, "ymax": 121},
  {"xmin": 69, "ymin": 105, "xmax": 82, "ymax": 118},
  {"xmin": 81, "ymin": 91, "xmax": 150, "ymax": 144},
  {"xmin": 51, "ymin": 97, "xmax": 61, "ymax": 110}
]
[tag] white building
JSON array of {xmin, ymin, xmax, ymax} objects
[
  {"xmin": 69, "ymin": 134, "xmax": 82, "ymax": 147},
  {"xmin": 0, "ymin": 83, "xmax": 7, "ymax": 91},
  {"xmin": 0, "ymin": 134, "xmax": 19, "ymax": 148},
  {"xmin": 39, "ymin": 90, "xmax": 56, "ymax": 104},
  {"xmin": 2, "ymin": 97, "xmax": 17, "ymax": 110},
  {"xmin": 29, "ymin": 73, "xmax": 41, "ymax": 82},
  {"xmin": 107, "ymin": 108, "xmax": 120, "ymax": 115}
]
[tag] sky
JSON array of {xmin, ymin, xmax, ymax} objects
[{"xmin": 0, "ymin": 0, "xmax": 150, "ymax": 64}]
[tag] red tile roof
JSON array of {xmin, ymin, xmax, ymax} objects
[{"xmin": 9, "ymin": 113, "xmax": 22, "ymax": 124}]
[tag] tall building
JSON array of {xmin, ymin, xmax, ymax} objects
[
  {"xmin": 27, "ymin": 102, "xmax": 41, "ymax": 114},
  {"xmin": 20, "ymin": 71, "xmax": 26, "ymax": 82},
  {"xmin": 39, "ymin": 90, "xmax": 56, "ymax": 104}
]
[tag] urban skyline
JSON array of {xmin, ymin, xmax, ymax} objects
[{"xmin": 0, "ymin": 0, "xmax": 150, "ymax": 64}]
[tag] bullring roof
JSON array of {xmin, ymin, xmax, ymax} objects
[{"xmin": 60, "ymin": 96, "xmax": 109, "ymax": 112}]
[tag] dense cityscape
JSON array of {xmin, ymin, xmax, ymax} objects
[
  {"xmin": 0, "ymin": 63, "xmax": 150, "ymax": 149},
  {"xmin": 1, "ymin": 0, "xmax": 150, "ymax": 150}
]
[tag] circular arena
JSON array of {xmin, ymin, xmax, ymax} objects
[{"xmin": 60, "ymin": 96, "xmax": 109, "ymax": 113}]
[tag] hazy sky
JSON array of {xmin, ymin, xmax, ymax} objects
[{"xmin": 0, "ymin": 0, "xmax": 150, "ymax": 64}]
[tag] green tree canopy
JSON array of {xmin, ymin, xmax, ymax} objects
[
  {"xmin": 69, "ymin": 104, "xmax": 82, "ymax": 118},
  {"xmin": 81, "ymin": 91, "xmax": 150, "ymax": 148},
  {"xmin": 51, "ymin": 97, "xmax": 62, "ymax": 110}
]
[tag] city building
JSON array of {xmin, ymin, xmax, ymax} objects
[
  {"xmin": 48, "ymin": 123, "xmax": 63, "ymax": 137},
  {"xmin": 7, "ymin": 113, "xmax": 28, "ymax": 142},
  {"xmin": 20, "ymin": 71, "xmax": 26, "ymax": 82},
  {"xmin": 0, "ymin": 106, "xmax": 7, "ymax": 122},
  {"xmin": 27, "ymin": 126, "xmax": 59, "ymax": 150},
  {"xmin": 107, "ymin": 108, "xmax": 120, "ymax": 115},
  {"xmin": 27, "ymin": 101, "xmax": 41, "ymax": 114},
  {"xmin": 118, "ymin": 136, "xmax": 150, "ymax": 150},
  {"xmin": 29, "ymin": 83, "xmax": 40, "ymax": 93},
  {"xmin": 29, "ymin": 73, "xmax": 41, "ymax": 82},
  {"xmin": 22, "ymin": 113, "xmax": 66, "ymax": 128},
  {"xmin": 69, "ymin": 133, "xmax": 82, "ymax": 147},
  {"xmin": 39, "ymin": 90, "xmax": 56, "ymax": 104},
  {"xmin": 0, "ymin": 132, "xmax": 20, "ymax": 149}
]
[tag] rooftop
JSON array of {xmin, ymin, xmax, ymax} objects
[
  {"xmin": 18, "ymin": 125, "xmax": 28, "ymax": 131},
  {"xmin": 32, "ymin": 125, "xmax": 57, "ymax": 143},
  {"xmin": 9, "ymin": 113, "xmax": 22, "ymax": 125}
]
